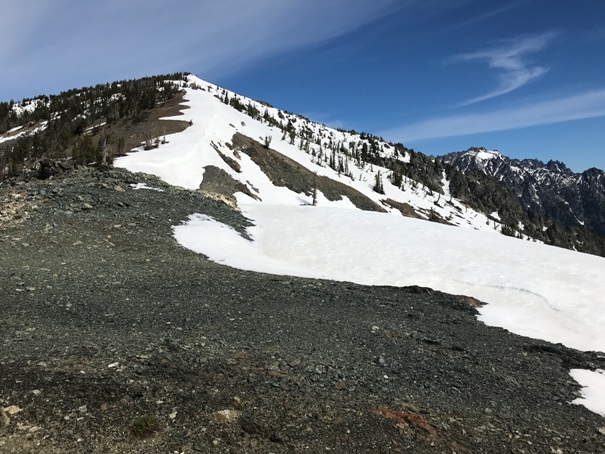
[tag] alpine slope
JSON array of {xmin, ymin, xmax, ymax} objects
[{"xmin": 116, "ymin": 75, "xmax": 605, "ymax": 416}]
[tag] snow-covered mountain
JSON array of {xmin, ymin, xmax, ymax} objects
[
  {"xmin": 2, "ymin": 73, "xmax": 604, "ymax": 417},
  {"xmin": 442, "ymin": 147, "xmax": 605, "ymax": 237},
  {"xmin": 115, "ymin": 75, "xmax": 504, "ymax": 234},
  {"xmin": 3, "ymin": 75, "xmax": 604, "ymax": 255},
  {"xmin": 112, "ymin": 75, "xmax": 605, "ymax": 416}
]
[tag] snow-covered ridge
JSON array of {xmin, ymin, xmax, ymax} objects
[
  {"xmin": 1, "ymin": 97, "xmax": 52, "ymax": 145},
  {"xmin": 11, "ymin": 98, "xmax": 46, "ymax": 117},
  {"xmin": 117, "ymin": 75, "xmax": 507, "ymax": 234}
]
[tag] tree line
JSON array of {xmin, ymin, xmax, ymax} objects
[{"xmin": 0, "ymin": 73, "xmax": 188, "ymax": 179}]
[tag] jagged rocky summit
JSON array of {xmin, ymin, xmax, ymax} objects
[{"xmin": 442, "ymin": 147, "xmax": 605, "ymax": 237}]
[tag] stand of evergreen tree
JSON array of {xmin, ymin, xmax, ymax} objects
[{"xmin": 0, "ymin": 73, "xmax": 188, "ymax": 178}]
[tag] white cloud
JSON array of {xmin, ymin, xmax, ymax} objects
[
  {"xmin": 0, "ymin": 0, "xmax": 405, "ymax": 100},
  {"xmin": 449, "ymin": 32, "xmax": 557, "ymax": 105},
  {"xmin": 382, "ymin": 88, "xmax": 605, "ymax": 142}
]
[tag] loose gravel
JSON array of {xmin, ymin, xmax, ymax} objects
[{"xmin": 1, "ymin": 165, "xmax": 604, "ymax": 453}]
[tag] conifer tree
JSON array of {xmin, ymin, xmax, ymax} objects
[
  {"xmin": 373, "ymin": 171, "xmax": 385, "ymax": 194},
  {"xmin": 263, "ymin": 135, "xmax": 272, "ymax": 149}
]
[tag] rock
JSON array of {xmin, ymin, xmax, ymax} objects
[
  {"xmin": 373, "ymin": 408, "xmax": 437, "ymax": 437},
  {"xmin": 58, "ymin": 161, "xmax": 73, "ymax": 171},
  {"xmin": 335, "ymin": 380, "xmax": 347, "ymax": 390},
  {"xmin": 37, "ymin": 160, "xmax": 63, "ymax": 180},
  {"xmin": 265, "ymin": 361, "xmax": 280, "ymax": 371},
  {"xmin": 240, "ymin": 418, "xmax": 265, "ymax": 436},
  {"xmin": 4, "ymin": 406, "xmax": 22, "ymax": 415},
  {"xmin": 212, "ymin": 409, "xmax": 241, "ymax": 424},
  {"xmin": 0, "ymin": 409, "xmax": 9, "ymax": 429}
]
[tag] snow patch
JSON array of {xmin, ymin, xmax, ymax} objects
[
  {"xmin": 175, "ymin": 202, "xmax": 605, "ymax": 356},
  {"xmin": 570, "ymin": 369, "xmax": 605, "ymax": 416},
  {"xmin": 129, "ymin": 183, "xmax": 164, "ymax": 192},
  {"xmin": 472, "ymin": 149, "xmax": 501, "ymax": 161}
]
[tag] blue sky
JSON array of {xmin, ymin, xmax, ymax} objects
[{"xmin": 1, "ymin": 1, "xmax": 604, "ymax": 171}]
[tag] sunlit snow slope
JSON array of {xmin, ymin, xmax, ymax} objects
[
  {"xmin": 116, "ymin": 75, "xmax": 503, "ymax": 232},
  {"xmin": 116, "ymin": 75, "xmax": 605, "ymax": 416}
]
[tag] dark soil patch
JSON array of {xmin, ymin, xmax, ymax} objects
[
  {"xmin": 382, "ymin": 198, "xmax": 422, "ymax": 218},
  {"xmin": 104, "ymin": 93, "xmax": 191, "ymax": 155},
  {"xmin": 199, "ymin": 165, "xmax": 260, "ymax": 206},
  {"xmin": 232, "ymin": 133, "xmax": 386, "ymax": 212}
]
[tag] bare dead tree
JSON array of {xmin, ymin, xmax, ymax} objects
[{"xmin": 143, "ymin": 121, "xmax": 157, "ymax": 150}]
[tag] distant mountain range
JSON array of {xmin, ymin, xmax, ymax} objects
[{"xmin": 441, "ymin": 147, "xmax": 605, "ymax": 237}]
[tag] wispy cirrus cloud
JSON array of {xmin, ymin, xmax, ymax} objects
[
  {"xmin": 449, "ymin": 31, "xmax": 558, "ymax": 105},
  {"xmin": 381, "ymin": 88, "xmax": 605, "ymax": 142},
  {"xmin": 446, "ymin": 0, "xmax": 529, "ymax": 31},
  {"xmin": 0, "ymin": 0, "xmax": 408, "ymax": 100}
]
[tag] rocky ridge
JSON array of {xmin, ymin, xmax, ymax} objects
[
  {"xmin": 442, "ymin": 147, "xmax": 605, "ymax": 237},
  {"xmin": 1, "ymin": 164, "xmax": 605, "ymax": 453}
]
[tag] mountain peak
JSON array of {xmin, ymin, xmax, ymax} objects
[
  {"xmin": 466, "ymin": 147, "xmax": 502, "ymax": 162},
  {"xmin": 545, "ymin": 159, "xmax": 572, "ymax": 174},
  {"xmin": 3, "ymin": 72, "xmax": 604, "ymax": 256},
  {"xmin": 442, "ymin": 148, "xmax": 605, "ymax": 238}
]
